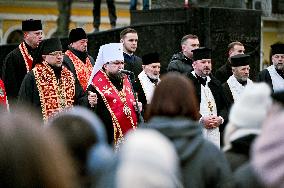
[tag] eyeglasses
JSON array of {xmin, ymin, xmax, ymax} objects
[{"xmin": 49, "ymin": 51, "xmax": 63, "ymax": 56}]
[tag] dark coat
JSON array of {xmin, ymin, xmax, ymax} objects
[
  {"xmin": 233, "ymin": 163, "xmax": 264, "ymax": 188},
  {"xmin": 222, "ymin": 82, "xmax": 234, "ymax": 110},
  {"xmin": 141, "ymin": 116, "xmax": 233, "ymax": 188},
  {"xmin": 167, "ymin": 52, "xmax": 193, "ymax": 74},
  {"xmin": 225, "ymin": 134, "xmax": 257, "ymax": 172},
  {"xmin": 215, "ymin": 61, "xmax": 232, "ymax": 84},
  {"xmin": 123, "ymin": 52, "xmax": 142, "ymax": 78},
  {"xmin": 2, "ymin": 43, "xmax": 37, "ymax": 105},
  {"xmin": 63, "ymin": 47, "xmax": 95, "ymax": 79},
  {"xmin": 133, "ymin": 78, "xmax": 147, "ymax": 117},
  {"xmin": 133, "ymin": 78, "xmax": 147, "ymax": 106},
  {"xmin": 256, "ymin": 69, "xmax": 273, "ymax": 91},
  {"xmin": 17, "ymin": 65, "xmax": 88, "ymax": 120},
  {"xmin": 187, "ymin": 73, "xmax": 228, "ymax": 132}
]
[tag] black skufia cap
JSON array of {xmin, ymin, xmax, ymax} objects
[
  {"xmin": 230, "ymin": 54, "xmax": 250, "ymax": 67},
  {"xmin": 22, "ymin": 19, "xmax": 42, "ymax": 31},
  {"xmin": 69, "ymin": 28, "xmax": 87, "ymax": 43},
  {"xmin": 40, "ymin": 38, "xmax": 62, "ymax": 55},
  {"xmin": 192, "ymin": 47, "xmax": 211, "ymax": 61},
  {"xmin": 142, "ymin": 52, "xmax": 160, "ymax": 65},
  {"xmin": 271, "ymin": 43, "xmax": 284, "ymax": 55}
]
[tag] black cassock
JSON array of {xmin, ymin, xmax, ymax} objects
[{"xmin": 2, "ymin": 43, "xmax": 37, "ymax": 105}]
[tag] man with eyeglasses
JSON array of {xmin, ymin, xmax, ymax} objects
[
  {"xmin": 18, "ymin": 38, "xmax": 97, "ymax": 122},
  {"xmin": 63, "ymin": 28, "xmax": 95, "ymax": 92},
  {"xmin": 2, "ymin": 19, "xmax": 43, "ymax": 109},
  {"xmin": 257, "ymin": 43, "xmax": 284, "ymax": 93},
  {"xmin": 87, "ymin": 43, "xmax": 142, "ymax": 149}
]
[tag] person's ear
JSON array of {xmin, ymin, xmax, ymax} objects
[
  {"xmin": 181, "ymin": 44, "xmax": 186, "ymax": 52},
  {"xmin": 120, "ymin": 39, "xmax": 124, "ymax": 43},
  {"xmin": 42, "ymin": 55, "xmax": 46, "ymax": 60}
]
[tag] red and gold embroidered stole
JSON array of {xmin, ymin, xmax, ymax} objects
[
  {"xmin": 0, "ymin": 79, "xmax": 8, "ymax": 109},
  {"xmin": 91, "ymin": 70, "xmax": 138, "ymax": 146},
  {"xmin": 33, "ymin": 63, "xmax": 75, "ymax": 121},
  {"xmin": 65, "ymin": 50, "xmax": 93, "ymax": 91},
  {"xmin": 19, "ymin": 42, "xmax": 33, "ymax": 73}
]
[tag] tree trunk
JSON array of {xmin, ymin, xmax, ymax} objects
[{"xmin": 53, "ymin": 0, "xmax": 72, "ymax": 38}]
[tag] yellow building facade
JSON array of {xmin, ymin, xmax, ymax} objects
[
  {"xmin": 262, "ymin": 18, "xmax": 284, "ymax": 68},
  {"xmin": 0, "ymin": 0, "xmax": 131, "ymax": 44}
]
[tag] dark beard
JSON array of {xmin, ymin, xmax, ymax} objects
[{"xmin": 108, "ymin": 72, "xmax": 123, "ymax": 81}]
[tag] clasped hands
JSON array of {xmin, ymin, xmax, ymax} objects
[{"xmin": 201, "ymin": 115, "xmax": 223, "ymax": 129}]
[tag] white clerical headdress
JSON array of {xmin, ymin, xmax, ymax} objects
[{"xmin": 88, "ymin": 43, "xmax": 124, "ymax": 86}]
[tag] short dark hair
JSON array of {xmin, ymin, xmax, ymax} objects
[
  {"xmin": 145, "ymin": 73, "xmax": 200, "ymax": 121},
  {"xmin": 120, "ymin": 28, "xmax": 137, "ymax": 39},
  {"xmin": 228, "ymin": 41, "xmax": 244, "ymax": 52},
  {"xmin": 181, "ymin": 34, "xmax": 198, "ymax": 45}
]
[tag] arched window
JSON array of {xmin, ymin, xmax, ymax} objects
[{"xmin": 7, "ymin": 30, "xmax": 23, "ymax": 44}]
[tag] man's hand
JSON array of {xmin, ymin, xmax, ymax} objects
[
  {"xmin": 88, "ymin": 91, "xmax": 97, "ymax": 107},
  {"xmin": 133, "ymin": 101, "xmax": 142, "ymax": 112},
  {"xmin": 202, "ymin": 115, "xmax": 222, "ymax": 129}
]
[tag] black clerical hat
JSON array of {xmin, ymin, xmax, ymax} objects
[
  {"xmin": 40, "ymin": 38, "xmax": 62, "ymax": 55},
  {"xmin": 192, "ymin": 47, "xmax": 211, "ymax": 61},
  {"xmin": 22, "ymin": 19, "xmax": 42, "ymax": 31},
  {"xmin": 142, "ymin": 52, "xmax": 160, "ymax": 65},
  {"xmin": 230, "ymin": 54, "xmax": 250, "ymax": 67},
  {"xmin": 69, "ymin": 28, "xmax": 87, "ymax": 43},
  {"xmin": 271, "ymin": 43, "xmax": 284, "ymax": 55}
]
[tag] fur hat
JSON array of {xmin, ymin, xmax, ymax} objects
[
  {"xmin": 224, "ymin": 83, "xmax": 272, "ymax": 150},
  {"xmin": 142, "ymin": 52, "xmax": 160, "ymax": 65},
  {"xmin": 271, "ymin": 43, "xmax": 284, "ymax": 55},
  {"xmin": 229, "ymin": 83, "xmax": 272, "ymax": 131},
  {"xmin": 192, "ymin": 47, "xmax": 211, "ymax": 61},
  {"xmin": 22, "ymin": 19, "xmax": 42, "ymax": 31},
  {"xmin": 230, "ymin": 54, "xmax": 250, "ymax": 67},
  {"xmin": 69, "ymin": 28, "xmax": 87, "ymax": 43}
]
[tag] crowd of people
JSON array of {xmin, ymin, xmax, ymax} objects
[{"xmin": 1, "ymin": 19, "xmax": 284, "ymax": 187}]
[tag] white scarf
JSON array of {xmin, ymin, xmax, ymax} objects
[
  {"xmin": 138, "ymin": 71, "xmax": 160, "ymax": 104},
  {"xmin": 267, "ymin": 65, "xmax": 284, "ymax": 92},
  {"xmin": 227, "ymin": 75, "xmax": 253, "ymax": 102}
]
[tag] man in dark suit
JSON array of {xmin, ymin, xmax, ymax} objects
[
  {"xmin": 120, "ymin": 28, "xmax": 142, "ymax": 78},
  {"xmin": 215, "ymin": 41, "xmax": 245, "ymax": 84}
]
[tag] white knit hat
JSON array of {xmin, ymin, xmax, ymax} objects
[
  {"xmin": 229, "ymin": 83, "xmax": 272, "ymax": 134},
  {"xmin": 88, "ymin": 43, "xmax": 124, "ymax": 86}
]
